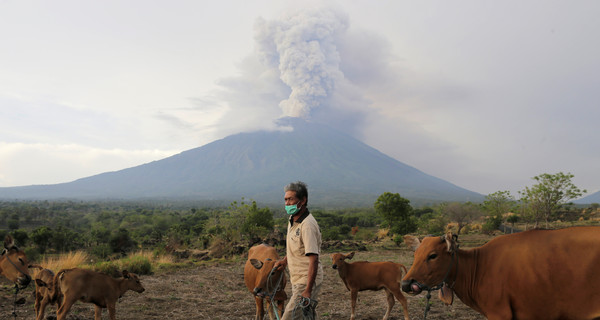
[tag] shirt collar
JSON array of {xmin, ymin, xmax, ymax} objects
[{"xmin": 289, "ymin": 208, "xmax": 310, "ymax": 225}]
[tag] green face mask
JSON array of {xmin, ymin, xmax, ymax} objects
[{"xmin": 285, "ymin": 204, "xmax": 300, "ymax": 215}]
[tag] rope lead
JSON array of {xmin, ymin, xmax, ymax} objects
[{"xmin": 292, "ymin": 296, "xmax": 318, "ymax": 320}]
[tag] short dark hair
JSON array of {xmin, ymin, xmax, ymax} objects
[{"xmin": 284, "ymin": 181, "xmax": 308, "ymax": 204}]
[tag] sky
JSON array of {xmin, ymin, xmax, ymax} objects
[{"xmin": 1, "ymin": 0, "xmax": 599, "ymax": 198}]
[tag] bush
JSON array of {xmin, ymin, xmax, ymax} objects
[
  {"xmin": 90, "ymin": 244, "xmax": 112, "ymax": 259},
  {"xmin": 120, "ymin": 255, "xmax": 153, "ymax": 275},
  {"xmin": 392, "ymin": 234, "xmax": 404, "ymax": 246},
  {"xmin": 94, "ymin": 261, "xmax": 121, "ymax": 277},
  {"xmin": 93, "ymin": 254, "xmax": 153, "ymax": 277}
]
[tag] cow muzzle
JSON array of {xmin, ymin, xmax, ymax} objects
[
  {"xmin": 401, "ymin": 279, "xmax": 425, "ymax": 295},
  {"xmin": 17, "ymin": 274, "xmax": 31, "ymax": 289},
  {"xmin": 253, "ymin": 287, "xmax": 266, "ymax": 298}
]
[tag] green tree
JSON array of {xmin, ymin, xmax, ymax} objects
[
  {"xmin": 109, "ymin": 228, "xmax": 137, "ymax": 254},
  {"xmin": 483, "ymin": 191, "xmax": 515, "ymax": 231},
  {"xmin": 442, "ymin": 202, "xmax": 482, "ymax": 234},
  {"xmin": 241, "ymin": 201, "xmax": 274, "ymax": 235},
  {"xmin": 374, "ymin": 192, "xmax": 416, "ymax": 235},
  {"xmin": 32, "ymin": 226, "xmax": 54, "ymax": 254},
  {"xmin": 519, "ymin": 172, "xmax": 585, "ymax": 228}
]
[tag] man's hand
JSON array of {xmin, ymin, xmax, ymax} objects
[{"xmin": 274, "ymin": 256, "xmax": 287, "ymax": 270}]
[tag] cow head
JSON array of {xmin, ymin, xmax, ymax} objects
[
  {"xmin": 0, "ymin": 235, "xmax": 31, "ymax": 289},
  {"xmin": 401, "ymin": 232, "xmax": 458, "ymax": 305},
  {"xmin": 249, "ymin": 258, "xmax": 284, "ymax": 298},
  {"xmin": 122, "ymin": 270, "xmax": 145, "ymax": 293},
  {"xmin": 330, "ymin": 252, "xmax": 354, "ymax": 270}
]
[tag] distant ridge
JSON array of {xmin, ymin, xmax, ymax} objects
[
  {"xmin": 575, "ymin": 190, "xmax": 600, "ymax": 204},
  {"xmin": 0, "ymin": 118, "xmax": 483, "ymax": 207}
]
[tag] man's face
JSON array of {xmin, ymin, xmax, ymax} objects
[{"xmin": 285, "ymin": 191, "xmax": 301, "ymax": 206}]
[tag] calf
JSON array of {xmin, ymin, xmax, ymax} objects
[
  {"xmin": 30, "ymin": 265, "xmax": 62, "ymax": 320},
  {"xmin": 331, "ymin": 252, "xmax": 410, "ymax": 320},
  {"xmin": 0, "ymin": 235, "xmax": 31, "ymax": 289},
  {"xmin": 244, "ymin": 244, "xmax": 287, "ymax": 320},
  {"xmin": 38, "ymin": 268, "xmax": 145, "ymax": 320}
]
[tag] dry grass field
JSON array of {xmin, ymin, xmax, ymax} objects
[{"xmin": 0, "ymin": 237, "xmax": 491, "ymax": 320}]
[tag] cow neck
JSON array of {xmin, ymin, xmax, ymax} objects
[
  {"xmin": 452, "ymin": 248, "xmax": 483, "ymax": 312},
  {"xmin": 116, "ymin": 278, "xmax": 130, "ymax": 298}
]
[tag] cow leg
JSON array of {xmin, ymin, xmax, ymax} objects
[
  {"xmin": 34, "ymin": 292, "xmax": 41, "ymax": 318},
  {"xmin": 36, "ymin": 296, "xmax": 49, "ymax": 320},
  {"xmin": 254, "ymin": 296, "xmax": 265, "ymax": 320},
  {"xmin": 34, "ymin": 292, "xmax": 42, "ymax": 319},
  {"xmin": 94, "ymin": 305, "xmax": 103, "ymax": 320},
  {"xmin": 266, "ymin": 297, "xmax": 279, "ymax": 320},
  {"xmin": 382, "ymin": 289, "xmax": 395, "ymax": 320},
  {"xmin": 350, "ymin": 289, "xmax": 358, "ymax": 320},
  {"xmin": 56, "ymin": 296, "xmax": 76, "ymax": 320},
  {"xmin": 107, "ymin": 303, "xmax": 117, "ymax": 320},
  {"xmin": 276, "ymin": 299, "xmax": 285, "ymax": 319},
  {"xmin": 390, "ymin": 287, "xmax": 410, "ymax": 320}
]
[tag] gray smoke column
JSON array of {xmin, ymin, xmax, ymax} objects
[{"xmin": 255, "ymin": 8, "xmax": 349, "ymax": 118}]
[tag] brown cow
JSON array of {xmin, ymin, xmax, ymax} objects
[
  {"xmin": 244, "ymin": 244, "xmax": 287, "ymax": 320},
  {"xmin": 37, "ymin": 268, "xmax": 145, "ymax": 320},
  {"xmin": 0, "ymin": 235, "xmax": 31, "ymax": 289},
  {"xmin": 30, "ymin": 265, "xmax": 63, "ymax": 320},
  {"xmin": 331, "ymin": 252, "xmax": 410, "ymax": 320},
  {"xmin": 401, "ymin": 227, "xmax": 600, "ymax": 320}
]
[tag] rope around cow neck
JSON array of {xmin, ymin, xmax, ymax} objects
[
  {"xmin": 12, "ymin": 285, "xmax": 19, "ymax": 320},
  {"xmin": 420, "ymin": 250, "xmax": 459, "ymax": 320},
  {"xmin": 266, "ymin": 267, "xmax": 286, "ymax": 320}
]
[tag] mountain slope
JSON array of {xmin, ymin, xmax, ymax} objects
[
  {"xmin": 0, "ymin": 119, "xmax": 483, "ymax": 206},
  {"xmin": 575, "ymin": 190, "xmax": 600, "ymax": 204}
]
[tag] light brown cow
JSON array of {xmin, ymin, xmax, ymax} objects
[
  {"xmin": 30, "ymin": 265, "xmax": 63, "ymax": 320},
  {"xmin": 401, "ymin": 227, "xmax": 600, "ymax": 320},
  {"xmin": 0, "ymin": 235, "xmax": 31, "ymax": 289},
  {"xmin": 331, "ymin": 252, "xmax": 410, "ymax": 320},
  {"xmin": 37, "ymin": 268, "xmax": 145, "ymax": 320},
  {"xmin": 244, "ymin": 244, "xmax": 287, "ymax": 320}
]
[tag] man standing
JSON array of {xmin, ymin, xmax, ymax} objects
[{"xmin": 275, "ymin": 181, "xmax": 323, "ymax": 319}]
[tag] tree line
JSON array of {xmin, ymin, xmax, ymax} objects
[{"xmin": 1, "ymin": 172, "xmax": 596, "ymax": 261}]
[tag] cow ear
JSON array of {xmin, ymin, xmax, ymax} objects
[
  {"xmin": 439, "ymin": 284, "xmax": 454, "ymax": 305},
  {"xmin": 122, "ymin": 270, "xmax": 130, "ymax": 278},
  {"xmin": 35, "ymin": 279, "xmax": 48, "ymax": 288},
  {"xmin": 250, "ymin": 259, "xmax": 264, "ymax": 270},
  {"xmin": 346, "ymin": 252, "xmax": 355, "ymax": 260},
  {"xmin": 444, "ymin": 232, "xmax": 458, "ymax": 253},
  {"xmin": 403, "ymin": 235, "xmax": 421, "ymax": 251},
  {"xmin": 4, "ymin": 235, "xmax": 14, "ymax": 249}
]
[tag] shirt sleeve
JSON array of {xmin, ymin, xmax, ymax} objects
[{"xmin": 302, "ymin": 218, "xmax": 321, "ymax": 256}]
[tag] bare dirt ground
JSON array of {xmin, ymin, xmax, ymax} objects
[{"xmin": 1, "ymin": 246, "xmax": 485, "ymax": 320}]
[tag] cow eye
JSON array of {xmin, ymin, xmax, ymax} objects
[
  {"xmin": 428, "ymin": 253, "xmax": 438, "ymax": 261},
  {"xmin": 18, "ymin": 258, "xmax": 25, "ymax": 265}
]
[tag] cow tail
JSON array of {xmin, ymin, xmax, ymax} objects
[
  {"xmin": 398, "ymin": 264, "xmax": 408, "ymax": 284},
  {"xmin": 400, "ymin": 264, "xmax": 408, "ymax": 275}
]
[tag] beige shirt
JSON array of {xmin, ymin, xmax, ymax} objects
[{"xmin": 286, "ymin": 211, "xmax": 323, "ymax": 285}]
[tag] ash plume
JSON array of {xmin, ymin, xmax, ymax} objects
[{"xmin": 255, "ymin": 8, "xmax": 349, "ymax": 119}]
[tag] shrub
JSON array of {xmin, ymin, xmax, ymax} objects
[
  {"xmin": 94, "ymin": 261, "xmax": 121, "ymax": 277},
  {"xmin": 120, "ymin": 255, "xmax": 153, "ymax": 275}
]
